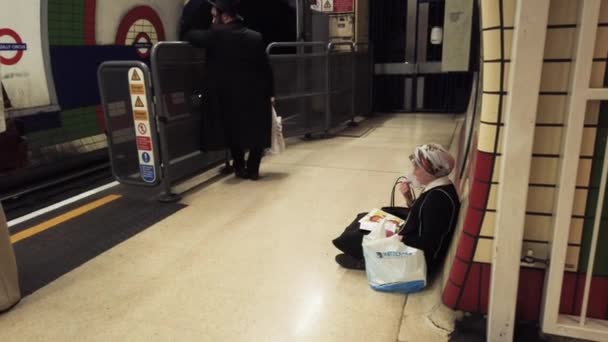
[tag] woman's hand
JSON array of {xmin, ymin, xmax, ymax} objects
[
  {"xmin": 398, "ymin": 181, "xmax": 411, "ymax": 196},
  {"xmin": 398, "ymin": 181, "xmax": 414, "ymax": 207}
]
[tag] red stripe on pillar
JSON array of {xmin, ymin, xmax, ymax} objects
[
  {"xmin": 459, "ymin": 263, "xmax": 482, "ymax": 312},
  {"xmin": 456, "ymin": 233, "xmax": 477, "ymax": 261},
  {"xmin": 463, "ymin": 206, "xmax": 484, "ymax": 236},
  {"xmin": 475, "ymin": 151, "xmax": 495, "ymax": 182},
  {"xmin": 451, "ymin": 257, "xmax": 470, "ymax": 286},
  {"xmin": 442, "ymin": 280, "xmax": 461, "ymax": 308},
  {"xmin": 470, "ymin": 180, "xmax": 491, "ymax": 210}
]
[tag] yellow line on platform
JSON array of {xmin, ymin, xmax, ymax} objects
[{"xmin": 10, "ymin": 194, "xmax": 122, "ymax": 244}]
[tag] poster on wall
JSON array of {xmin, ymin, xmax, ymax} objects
[
  {"xmin": 310, "ymin": 0, "xmax": 353, "ymax": 13},
  {"xmin": 333, "ymin": 0, "xmax": 354, "ymax": 13},
  {"xmin": 0, "ymin": 0, "xmax": 56, "ymax": 112}
]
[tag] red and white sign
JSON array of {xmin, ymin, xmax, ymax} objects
[
  {"xmin": 136, "ymin": 136, "xmax": 152, "ymax": 151},
  {"xmin": 333, "ymin": 0, "xmax": 354, "ymax": 13},
  {"xmin": 311, "ymin": 0, "xmax": 353, "ymax": 13},
  {"xmin": 115, "ymin": 6, "xmax": 166, "ymax": 59},
  {"xmin": 133, "ymin": 32, "xmax": 153, "ymax": 59},
  {"xmin": 0, "ymin": 28, "xmax": 26, "ymax": 66}
]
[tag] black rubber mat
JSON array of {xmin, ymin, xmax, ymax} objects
[{"xmin": 11, "ymin": 195, "xmax": 185, "ymax": 297}]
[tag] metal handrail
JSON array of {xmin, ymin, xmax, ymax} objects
[
  {"xmin": 266, "ymin": 41, "xmax": 328, "ymax": 55},
  {"xmin": 327, "ymin": 41, "xmax": 355, "ymax": 53}
]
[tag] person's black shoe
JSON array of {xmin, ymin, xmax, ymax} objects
[
  {"xmin": 248, "ymin": 172, "xmax": 260, "ymax": 181},
  {"xmin": 335, "ymin": 253, "xmax": 365, "ymax": 270},
  {"xmin": 235, "ymin": 168, "xmax": 248, "ymax": 179}
]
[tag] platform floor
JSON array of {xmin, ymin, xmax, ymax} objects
[{"xmin": 0, "ymin": 113, "xmax": 459, "ymax": 342}]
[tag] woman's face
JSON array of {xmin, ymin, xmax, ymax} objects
[{"xmin": 412, "ymin": 161, "xmax": 436, "ymax": 185}]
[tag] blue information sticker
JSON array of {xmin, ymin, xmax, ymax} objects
[
  {"xmin": 142, "ymin": 152, "xmax": 151, "ymax": 163},
  {"xmin": 140, "ymin": 165, "xmax": 156, "ymax": 183}
]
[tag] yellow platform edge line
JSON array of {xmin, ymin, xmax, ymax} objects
[{"xmin": 10, "ymin": 194, "xmax": 123, "ymax": 244}]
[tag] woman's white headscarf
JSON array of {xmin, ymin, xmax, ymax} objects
[{"xmin": 409, "ymin": 143, "xmax": 455, "ymax": 178}]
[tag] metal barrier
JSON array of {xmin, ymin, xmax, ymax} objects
[
  {"xmin": 99, "ymin": 40, "xmax": 373, "ymax": 199},
  {"xmin": 267, "ymin": 42, "xmax": 329, "ymax": 138},
  {"xmin": 98, "ymin": 44, "xmax": 230, "ymax": 201},
  {"xmin": 151, "ymin": 42, "xmax": 228, "ymax": 201},
  {"xmin": 328, "ymin": 42, "xmax": 355, "ymax": 128},
  {"xmin": 97, "ymin": 62, "xmax": 162, "ymax": 187},
  {"xmin": 353, "ymin": 43, "xmax": 373, "ymax": 117},
  {"xmin": 267, "ymin": 41, "xmax": 372, "ymax": 137}
]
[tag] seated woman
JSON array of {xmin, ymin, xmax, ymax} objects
[{"xmin": 332, "ymin": 143, "xmax": 461, "ymax": 279}]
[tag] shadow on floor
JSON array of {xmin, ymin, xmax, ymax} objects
[{"xmin": 449, "ymin": 314, "xmax": 589, "ymax": 342}]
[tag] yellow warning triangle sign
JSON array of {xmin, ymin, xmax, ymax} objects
[
  {"xmin": 135, "ymin": 96, "xmax": 145, "ymax": 108},
  {"xmin": 131, "ymin": 70, "xmax": 142, "ymax": 81}
]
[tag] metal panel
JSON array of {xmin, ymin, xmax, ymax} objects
[
  {"xmin": 354, "ymin": 42, "xmax": 372, "ymax": 116},
  {"xmin": 374, "ymin": 63, "xmax": 416, "ymax": 75},
  {"xmin": 268, "ymin": 41, "xmax": 331, "ymax": 136},
  {"xmin": 417, "ymin": 2, "xmax": 429, "ymax": 63},
  {"xmin": 416, "ymin": 76, "xmax": 425, "ymax": 110},
  {"xmin": 97, "ymin": 61, "xmax": 161, "ymax": 187},
  {"xmin": 328, "ymin": 45, "xmax": 355, "ymax": 127},
  {"xmin": 442, "ymin": 0, "xmax": 474, "ymax": 72},
  {"xmin": 418, "ymin": 62, "xmax": 442, "ymax": 74},
  {"xmin": 374, "ymin": 62, "xmax": 442, "ymax": 75},
  {"xmin": 404, "ymin": 78, "xmax": 413, "ymax": 111},
  {"xmin": 151, "ymin": 42, "xmax": 227, "ymax": 191},
  {"xmin": 355, "ymin": 0, "xmax": 369, "ymax": 44},
  {"xmin": 405, "ymin": 0, "xmax": 417, "ymax": 63}
]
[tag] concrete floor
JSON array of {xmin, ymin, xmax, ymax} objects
[{"xmin": 0, "ymin": 113, "xmax": 460, "ymax": 341}]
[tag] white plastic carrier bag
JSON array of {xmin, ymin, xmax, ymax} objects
[
  {"xmin": 362, "ymin": 220, "xmax": 427, "ymax": 293},
  {"xmin": 266, "ymin": 105, "xmax": 286, "ymax": 155}
]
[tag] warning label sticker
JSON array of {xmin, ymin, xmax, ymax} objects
[
  {"xmin": 128, "ymin": 67, "xmax": 157, "ymax": 184},
  {"xmin": 137, "ymin": 123, "xmax": 147, "ymax": 135},
  {"xmin": 134, "ymin": 96, "xmax": 145, "ymax": 108},
  {"xmin": 133, "ymin": 109, "xmax": 148, "ymax": 121},
  {"xmin": 131, "ymin": 70, "xmax": 142, "ymax": 81},
  {"xmin": 130, "ymin": 83, "xmax": 145, "ymax": 95}
]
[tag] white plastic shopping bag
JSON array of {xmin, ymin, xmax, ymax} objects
[
  {"xmin": 362, "ymin": 220, "xmax": 427, "ymax": 293},
  {"xmin": 266, "ymin": 105, "xmax": 286, "ymax": 155}
]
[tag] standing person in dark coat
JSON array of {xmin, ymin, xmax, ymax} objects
[
  {"xmin": 179, "ymin": 0, "xmax": 212, "ymax": 40},
  {"xmin": 183, "ymin": 0, "xmax": 275, "ymax": 180}
]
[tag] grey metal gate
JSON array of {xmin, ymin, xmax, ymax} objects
[{"xmin": 97, "ymin": 62, "xmax": 162, "ymax": 187}]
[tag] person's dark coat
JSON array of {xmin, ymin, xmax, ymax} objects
[
  {"xmin": 333, "ymin": 183, "xmax": 460, "ymax": 279},
  {"xmin": 185, "ymin": 21, "xmax": 275, "ymax": 150},
  {"xmin": 398, "ymin": 184, "xmax": 460, "ymax": 277},
  {"xmin": 179, "ymin": 0, "xmax": 212, "ymax": 40}
]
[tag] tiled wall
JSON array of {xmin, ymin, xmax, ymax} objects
[{"xmin": 443, "ymin": 0, "xmax": 608, "ymax": 321}]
